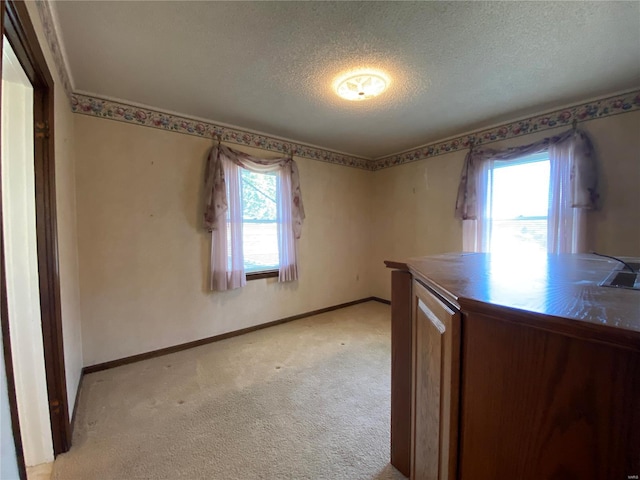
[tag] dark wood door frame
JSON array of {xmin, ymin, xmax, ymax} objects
[
  {"xmin": 0, "ymin": 3, "xmax": 28, "ymax": 478},
  {"xmin": 1, "ymin": 0, "xmax": 71, "ymax": 457}
]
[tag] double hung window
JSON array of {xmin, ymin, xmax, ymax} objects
[
  {"xmin": 239, "ymin": 169, "xmax": 279, "ymax": 274},
  {"xmin": 485, "ymin": 154, "xmax": 550, "ymax": 255},
  {"xmin": 456, "ymin": 129, "xmax": 597, "ymax": 255},
  {"xmin": 204, "ymin": 143, "xmax": 305, "ymax": 291}
]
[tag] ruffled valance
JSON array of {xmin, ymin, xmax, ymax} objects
[
  {"xmin": 204, "ymin": 144, "xmax": 305, "ymax": 237},
  {"xmin": 454, "ymin": 129, "xmax": 597, "ymax": 220}
]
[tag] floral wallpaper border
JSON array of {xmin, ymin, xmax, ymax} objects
[
  {"xmin": 34, "ymin": 0, "xmax": 73, "ymax": 99},
  {"xmin": 71, "ymin": 94, "xmax": 372, "ymax": 170},
  {"xmin": 74, "ymin": 89, "xmax": 640, "ymax": 171},
  {"xmin": 372, "ymin": 89, "xmax": 640, "ymax": 170}
]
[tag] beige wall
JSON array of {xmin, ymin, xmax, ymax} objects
[
  {"xmin": 74, "ymin": 115, "xmax": 373, "ymax": 366},
  {"xmin": 24, "ymin": 2, "xmax": 83, "ymax": 419},
  {"xmin": 74, "ymin": 101, "xmax": 639, "ymax": 364},
  {"xmin": 371, "ymin": 110, "xmax": 640, "ymax": 300},
  {"xmin": 586, "ymin": 111, "xmax": 640, "ymax": 255}
]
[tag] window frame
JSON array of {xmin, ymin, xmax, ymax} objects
[
  {"xmin": 484, "ymin": 152, "xmax": 551, "ymax": 254},
  {"xmin": 238, "ymin": 168, "xmax": 280, "ymax": 278},
  {"xmin": 246, "ymin": 270, "xmax": 279, "ymax": 281}
]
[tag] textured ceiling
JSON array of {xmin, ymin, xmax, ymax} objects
[{"xmin": 53, "ymin": 1, "xmax": 640, "ymax": 159}]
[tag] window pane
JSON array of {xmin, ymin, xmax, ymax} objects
[
  {"xmin": 241, "ymin": 170, "xmax": 279, "ymax": 272},
  {"xmin": 243, "ymin": 223, "xmax": 278, "ymax": 272},
  {"xmin": 490, "ymin": 159, "xmax": 550, "ymax": 255},
  {"xmin": 241, "ymin": 170, "xmax": 277, "ymax": 221}
]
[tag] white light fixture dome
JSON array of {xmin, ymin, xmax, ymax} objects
[{"xmin": 334, "ymin": 70, "xmax": 390, "ymax": 101}]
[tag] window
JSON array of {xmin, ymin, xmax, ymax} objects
[
  {"xmin": 486, "ymin": 154, "xmax": 550, "ymax": 255},
  {"xmin": 205, "ymin": 144, "xmax": 305, "ymax": 291},
  {"xmin": 457, "ymin": 131, "xmax": 596, "ymax": 256},
  {"xmin": 240, "ymin": 169, "xmax": 279, "ymax": 274}
]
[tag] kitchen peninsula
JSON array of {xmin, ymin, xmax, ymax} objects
[{"xmin": 387, "ymin": 253, "xmax": 639, "ymax": 480}]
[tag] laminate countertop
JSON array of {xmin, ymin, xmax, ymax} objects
[{"xmin": 406, "ymin": 253, "xmax": 640, "ymax": 350}]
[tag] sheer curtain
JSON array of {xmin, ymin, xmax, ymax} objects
[
  {"xmin": 210, "ymin": 156, "xmax": 245, "ymax": 291},
  {"xmin": 548, "ymin": 131, "xmax": 595, "ymax": 253},
  {"xmin": 455, "ymin": 129, "xmax": 596, "ymax": 254},
  {"xmin": 461, "ymin": 159, "xmax": 493, "ymax": 252},
  {"xmin": 276, "ymin": 168, "xmax": 298, "ymax": 282},
  {"xmin": 204, "ymin": 144, "xmax": 305, "ymax": 291}
]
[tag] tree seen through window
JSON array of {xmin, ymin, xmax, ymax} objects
[{"xmin": 241, "ymin": 169, "xmax": 279, "ymax": 272}]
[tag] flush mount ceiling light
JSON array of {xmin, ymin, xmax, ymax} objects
[{"xmin": 334, "ymin": 70, "xmax": 390, "ymax": 101}]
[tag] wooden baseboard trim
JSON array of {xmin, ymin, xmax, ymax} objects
[
  {"xmin": 69, "ymin": 370, "xmax": 84, "ymax": 436},
  {"xmin": 83, "ymin": 297, "xmax": 386, "ymax": 374},
  {"xmin": 371, "ymin": 296, "xmax": 391, "ymax": 305}
]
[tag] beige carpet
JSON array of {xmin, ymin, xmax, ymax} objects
[{"xmin": 53, "ymin": 301, "xmax": 406, "ymax": 480}]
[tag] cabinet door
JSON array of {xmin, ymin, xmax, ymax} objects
[{"xmin": 412, "ymin": 281, "xmax": 460, "ymax": 480}]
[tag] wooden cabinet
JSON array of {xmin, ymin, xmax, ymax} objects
[
  {"xmin": 390, "ymin": 269, "xmax": 413, "ymax": 477},
  {"xmin": 388, "ymin": 254, "xmax": 640, "ymax": 480},
  {"xmin": 458, "ymin": 307, "xmax": 640, "ymax": 480},
  {"xmin": 411, "ymin": 281, "xmax": 460, "ymax": 480}
]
